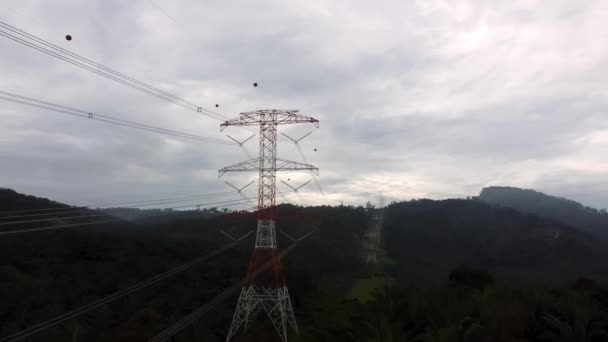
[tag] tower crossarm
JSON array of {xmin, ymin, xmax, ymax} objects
[
  {"xmin": 220, "ymin": 110, "xmax": 319, "ymax": 131},
  {"xmin": 275, "ymin": 159, "xmax": 319, "ymax": 175},
  {"xmin": 219, "ymin": 158, "xmax": 259, "ymax": 177},
  {"xmin": 219, "ymin": 158, "xmax": 318, "ymax": 177}
]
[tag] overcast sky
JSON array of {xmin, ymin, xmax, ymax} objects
[{"xmin": 1, "ymin": 0, "xmax": 607, "ymax": 209}]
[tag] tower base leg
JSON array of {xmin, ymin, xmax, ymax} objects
[{"xmin": 226, "ymin": 286, "xmax": 298, "ymax": 342}]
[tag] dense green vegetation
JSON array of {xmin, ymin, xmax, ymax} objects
[
  {"xmin": 383, "ymin": 199, "xmax": 608, "ymax": 286},
  {"xmin": 1, "ymin": 188, "xmax": 608, "ymax": 341},
  {"xmin": 297, "ymin": 275, "xmax": 608, "ymax": 342},
  {"xmin": 0, "ymin": 189, "xmax": 369, "ymax": 341},
  {"xmin": 347, "ymin": 276, "xmax": 393, "ymax": 302},
  {"xmin": 0, "ymin": 188, "xmax": 68, "ymax": 212},
  {"xmin": 478, "ymin": 186, "xmax": 608, "ymax": 239}
]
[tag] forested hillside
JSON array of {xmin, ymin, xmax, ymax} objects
[
  {"xmin": 1, "ymin": 189, "xmax": 608, "ymax": 341},
  {"xmin": 478, "ymin": 186, "xmax": 608, "ymax": 239},
  {"xmin": 0, "ymin": 188, "xmax": 68, "ymax": 211},
  {"xmin": 0, "ymin": 189, "xmax": 369, "ymax": 342},
  {"xmin": 383, "ymin": 199, "xmax": 608, "ymax": 285}
]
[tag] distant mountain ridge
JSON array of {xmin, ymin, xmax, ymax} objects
[
  {"xmin": 384, "ymin": 198, "xmax": 608, "ymax": 285},
  {"xmin": 478, "ymin": 186, "xmax": 608, "ymax": 239},
  {"xmin": 3, "ymin": 186, "xmax": 607, "ymax": 287},
  {"xmin": 0, "ymin": 188, "xmax": 68, "ymax": 211}
]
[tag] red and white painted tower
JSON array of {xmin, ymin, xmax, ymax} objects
[{"xmin": 219, "ymin": 109, "xmax": 319, "ymax": 342}]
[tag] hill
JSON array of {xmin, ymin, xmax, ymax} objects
[
  {"xmin": 2, "ymin": 188, "xmax": 608, "ymax": 341},
  {"xmin": 383, "ymin": 198, "xmax": 608, "ymax": 285},
  {"xmin": 0, "ymin": 188, "xmax": 69, "ymax": 212},
  {"xmin": 478, "ymin": 186, "xmax": 608, "ymax": 239},
  {"xmin": 0, "ymin": 188, "xmax": 368, "ymax": 342}
]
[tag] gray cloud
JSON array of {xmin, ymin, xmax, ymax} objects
[{"xmin": 1, "ymin": 0, "xmax": 607, "ymax": 209}]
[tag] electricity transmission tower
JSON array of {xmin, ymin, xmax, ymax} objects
[
  {"xmin": 364, "ymin": 193, "xmax": 385, "ymax": 264},
  {"xmin": 219, "ymin": 109, "xmax": 319, "ymax": 342}
]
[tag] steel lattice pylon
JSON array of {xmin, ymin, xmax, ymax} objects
[{"xmin": 219, "ymin": 109, "xmax": 319, "ymax": 342}]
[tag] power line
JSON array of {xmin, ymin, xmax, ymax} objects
[
  {"xmin": 136, "ymin": 197, "xmax": 257, "ymax": 211},
  {"xmin": 148, "ymin": 0, "xmax": 178, "ymax": 24},
  {"xmin": 0, "ymin": 232, "xmax": 253, "ymax": 342},
  {"xmin": 0, "ymin": 218, "xmax": 121, "ymax": 236},
  {"xmin": 147, "ymin": 231, "xmax": 314, "ymax": 342},
  {"xmin": 0, "ymin": 184, "xmax": 292, "ymax": 226},
  {"xmin": 282, "ymin": 132, "xmax": 328, "ymax": 205},
  {"xmin": 0, "ymin": 191, "xmax": 238, "ymax": 215},
  {"xmin": 0, "ymin": 206, "xmax": 76, "ymax": 215},
  {"xmin": 0, "ymin": 192, "xmax": 240, "ymax": 219},
  {"xmin": 0, "ymin": 30, "xmax": 204, "ymax": 115},
  {"xmin": 0, "ymin": 197, "xmax": 256, "ymax": 227},
  {"xmin": 0, "ymin": 213, "xmax": 109, "ymax": 226},
  {"xmin": 0, "ymin": 90, "xmax": 236, "ymax": 146},
  {"xmin": 0, "ymin": 20, "xmax": 227, "ymax": 122},
  {"xmin": 162, "ymin": 190, "xmax": 295, "ymax": 211},
  {"xmin": 0, "ymin": 196, "xmax": 269, "ymax": 236},
  {"xmin": 0, "ymin": 209, "xmax": 101, "ymax": 220},
  {"xmin": 94, "ymin": 191, "xmax": 236, "ymax": 208},
  {"xmin": 0, "ymin": 189, "xmax": 301, "ymax": 227},
  {"xmin": 100, "ymin": 193, "xmax": 243, "ymax": 209},
  {"xmin": 311, "ymin": 173, "xmax": 328, "ymax": 204},
  {"xmin": 0, "ymin": 93, "xmax": 232, "ymax": 145}
]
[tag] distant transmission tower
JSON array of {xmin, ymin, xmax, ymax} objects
[
  {"xmin": 364, "ymin": 193, "xmax": 385, "ymax": 264},
  {"xmin": 219, "ymin": 109, "xmax": 319, "ymax": 342}
]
